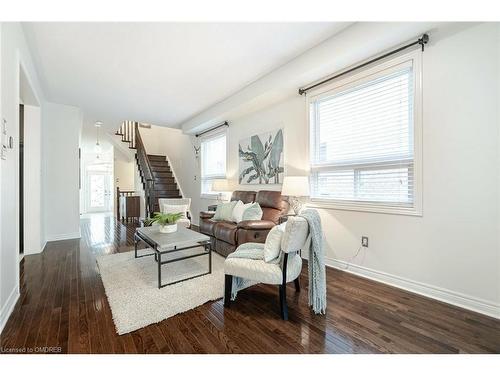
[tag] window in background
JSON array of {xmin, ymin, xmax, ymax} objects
[
  {"xmin": 309, "ymin": 51, "xmax": 422, "ymax": 215},
  {"xmin": 200, "ymin": 130, "xmax": 227, "ymax": 197}
]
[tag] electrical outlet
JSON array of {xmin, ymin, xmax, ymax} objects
[{"xmin": 361, "ymin": 236, "xmax": 369, "ymax": 248}]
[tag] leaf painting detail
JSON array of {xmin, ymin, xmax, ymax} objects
[{"xmin": 239, "ymin": 128, "xmax": 284, "ymax": 185}]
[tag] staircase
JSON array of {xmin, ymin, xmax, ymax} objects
[
  {"xmin": 147, "ymin": 154, "xmax": 182, "ymax": 212},
  {"xmin": 115, "ymin": 121, "xmax": 182, "ymax": 217}
]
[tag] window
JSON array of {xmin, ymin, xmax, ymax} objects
[
  {"xmin": 309, "ymin": 51, "xmax": 422, "ymax": 215},
  {"xmin": 200, "ymin": 130, "xmax": 227, "ymax": 197}
]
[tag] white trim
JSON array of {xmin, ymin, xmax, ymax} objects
[
  {"xmin": 308, "ymin": 199, "xmax": 422, "ymax": 217},
  {"xmin": 45, "ymin": 231, "xmax": 81, "ymax": 242},
  {"xmin": 200, "ymin": 193, "xmax": 220, "ymax": 200},
  {"xmin": 164, "ymin": 153, "xmax": 185, "ymax": 198},
  {"xmin": 0, "ymin": 287, "xmax": 20, "ymax": 334},
  {"xmin": 326, "ymin": 257, "xmax": 500, "ymax": 319}
]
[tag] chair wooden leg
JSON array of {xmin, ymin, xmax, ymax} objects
[
  {"xmin": 294, "ymin": 277, "xmax": 300, "ymax": 293},
  {"xmin": 224, "ymin": 275, "xmax": 232, "ymax": 308},
  {"xmin": 279, "ymin": 285, "xmax": 288, "ymax": 320}
]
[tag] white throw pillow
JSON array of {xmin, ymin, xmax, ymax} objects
[
  {"xmin": 231, "ymin": 200, "xmax": 253, "ymax": 223},
  {"xmin": 264, "ymin": 222, "xmax": 287, "ymax": 263},
  {"xmin": 161, "ymin": 204, "xmax": 188, "ymax": 219}
]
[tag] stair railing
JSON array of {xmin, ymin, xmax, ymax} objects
[
  {"xmin": 115, "ymin": 121, "xmax": 137, "ymax": 149},
  {"xmin": 116, "ymin": 187, "xmax": 136, "ymax": 220},
  {"xmin": 134, "ymin": 122, "xmax": 155, "ymax": 218}
]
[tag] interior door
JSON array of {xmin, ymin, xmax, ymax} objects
[{"xmin": 87, "ymin": 171, "xmax": 112, "ymax": 212}]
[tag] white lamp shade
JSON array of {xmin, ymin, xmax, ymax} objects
[
  {"xmin": 281, "ymin": 176, "xmax": 310, "ymax": 197},
  {"xmin": 211, "ymin": 179, "xmax": 231, "ymax": 192}
]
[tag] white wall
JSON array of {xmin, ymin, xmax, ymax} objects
[
  {"xmin": 43, "ymin": 102, "xmax": 82, "ymax": 241},
  {"xmin": 0, "ymin": 22, "xmax": 46, "ymax": 333},
  {"xmin": 181, "ymin": 22, "xmax": 446, "ymax": 133},
  {"xmin": 114, "ymin": 147, "xmax": 135, "ymax": 213},
  {"xmin": 23, "ymin": 104, "xmax": 43, "ymax": 255},
  {"xmin": 187, "ymin": 23, "xmax": 500, "ymax": 317}
]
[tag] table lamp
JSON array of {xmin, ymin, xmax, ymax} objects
[
  {"xmin": 211, "ymin": 179, "xmax": 231, "ymax": 201},
  {"xmin": 281, "ymin": 176, "xmax": 310, "ymax": 214}
]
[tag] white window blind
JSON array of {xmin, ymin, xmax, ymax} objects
[
  {"xmin": 201, "ymin": 131, "xmax": 226, "ymax": 195},
  {"xmin": 309, "ymin": 56, "xmax": 421, "ymax": 213}
]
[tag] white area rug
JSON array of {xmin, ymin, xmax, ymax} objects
[{"xmin": 96, "ymin": 248, "xmax": 225, "ymax": 334}]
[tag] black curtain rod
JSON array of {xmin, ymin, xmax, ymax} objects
[
  {"xmin": 298, "ymin": 34, "xmax": 429, "ymax": 96},
  {"xmin": 195, "ymin": 121, "xmax": 229, "ymax": 137}
]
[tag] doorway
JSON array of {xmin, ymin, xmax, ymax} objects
[
  {"xmin": 19, "ymin": 104, "xmax": 24, "ymax": 256},
  {"xmin": 86, "ymin": 170, "xmax": 113, "ymax": 213},
  {"xmin": 18, "ymin": 64, "xmax": 42, "ymax": 259}
]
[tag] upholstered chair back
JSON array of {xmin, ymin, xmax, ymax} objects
[
  {"xmin": 158, "ymin": 198, "xmax": 191, "ymax": 216},
  {"xmin": 281, "ymin": 216, "xmax": 309, "ymax": 253}
]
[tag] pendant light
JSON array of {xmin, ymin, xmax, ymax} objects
[{"xmin": 94, "ymin": 121, "xmax": 103, "ymax": 156}]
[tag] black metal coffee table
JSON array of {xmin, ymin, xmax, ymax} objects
[{"xmin": 134, "ymin": 226, "xmax": 211, "ymax": 289}]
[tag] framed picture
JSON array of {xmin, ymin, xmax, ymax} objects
[{"xmin": 239, "ymin": 128, "xmax": 284, "ymax": 184}]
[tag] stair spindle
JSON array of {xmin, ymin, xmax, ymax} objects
[{"xmin": 132, "ymin": 122, "xmax": 135, "ymax": 148}]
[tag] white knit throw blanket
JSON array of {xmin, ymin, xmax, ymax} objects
[{"xmin": 299, "ymin": 209, "xmax": 327, "ymax": 314}]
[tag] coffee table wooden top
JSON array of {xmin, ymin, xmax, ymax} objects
[{"xmin": 136, "ymin": 226, "xmax": 210, "ymax": 251}]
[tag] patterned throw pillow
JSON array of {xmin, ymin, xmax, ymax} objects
[
  {"xmin": 213, "ymin": 201, "xmax": 237, "ymax": 221},
  {"xmin": 231, "ymin": 200, "xmax": 254, "ymax": 223},
  {"xmin": 264, "ymin": 222, "xmax": 286, "ymax": 262},
  {"xmin": 241, "ymin": 202, "xmax": 263, "ymax": 221}
]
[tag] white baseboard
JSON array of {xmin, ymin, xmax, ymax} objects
[
  {"xmin": 0, "ymin": 287, "xmax": 20, "ymax": 334},
  {"xmin": 45, "ymin": 231, "xmax": 81, "ymax": 242},
  {"xmin": 327, "ymin": 257, "xmax": 500, "ymax": 320}
]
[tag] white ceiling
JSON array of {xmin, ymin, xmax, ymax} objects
[{"xmin": 23, "ymin": 22, "xmax": 349, "ymax": 132}]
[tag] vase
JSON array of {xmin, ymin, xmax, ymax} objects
[{"xmin": 159, "ymin": 223, "xmax": 177, "ymax": 233}]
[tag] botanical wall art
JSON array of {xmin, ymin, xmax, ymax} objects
[{"xmin": 239, "ymin": 128, "xmax": 284, "ymax": 184}]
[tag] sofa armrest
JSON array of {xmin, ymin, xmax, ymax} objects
[
  {"xmin": 200, "ymin": 211, "xmax": 215, "ymax": 219},
  {"xmin": 237, "ymin": 220, "xmax": 275, "ymax": 230}
]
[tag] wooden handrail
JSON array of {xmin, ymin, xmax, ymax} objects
[{"xmin": 134, "ymin": 122, "xmax": 155, "ymax": 218}]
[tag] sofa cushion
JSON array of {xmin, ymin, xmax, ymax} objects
[
  {"xmin": 231, "ymin": 200, "xmax": 253, "ymax": 223},
  {"xmin": 255, "ymin": 190, "xmax": 289, "ymax": 224},
  {"xmin": 255, "ymin": 190, "xmax": 282, "ymax": 209},
  {"xmin": 261, "ymin": 207, "xmax": 282, "ymax": 223},
  {"xmin": 237, "ymin": 220, "xmax": 275, "ymax": 230},
  {"xmin": 199, "ymin": 218, "xmax": 218, "ymax": 236},
  {"xmin": 199, "ymin": 210, "xmax": 215, "ymax": 219},
  {"xmin": 231, "ymin": 190, "xmax": 256, "ymax": 203},
  {"xmin": 214, "ymin": 221, "xmax": 238, "ymax": 245},
  {"xmin": 213, "ymin": 201, "xmax": 237, "ymax": 221},
  {"xmin": 242, "ymin": 202, "xmax": 263, "ymax": 221}
]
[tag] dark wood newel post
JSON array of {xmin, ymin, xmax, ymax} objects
[{"xmin": 116, "ymin": 187, "xmax": 121, "ymax": 219}]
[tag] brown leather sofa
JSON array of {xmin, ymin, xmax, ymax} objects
[{"xmin": 199, "ymin": 190, "xmax": 289, "ymax": 257}]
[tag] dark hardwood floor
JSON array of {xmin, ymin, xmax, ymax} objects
[{"xmin": 1, "ymin": 213, "xmax": 499, "ymax": 354}]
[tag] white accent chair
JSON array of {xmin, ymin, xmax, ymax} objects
[
  {"xmin": 158, "ymin": 198, "xmax": 192, "ymax": 228},
  {"xmin": 224, "ymin": 216, "xmax": 309, "ymax": 320}
]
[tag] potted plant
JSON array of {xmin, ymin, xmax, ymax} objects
[{"xmin": 145, "ymin": 212, "xmax": 183, "ymax": 233}]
